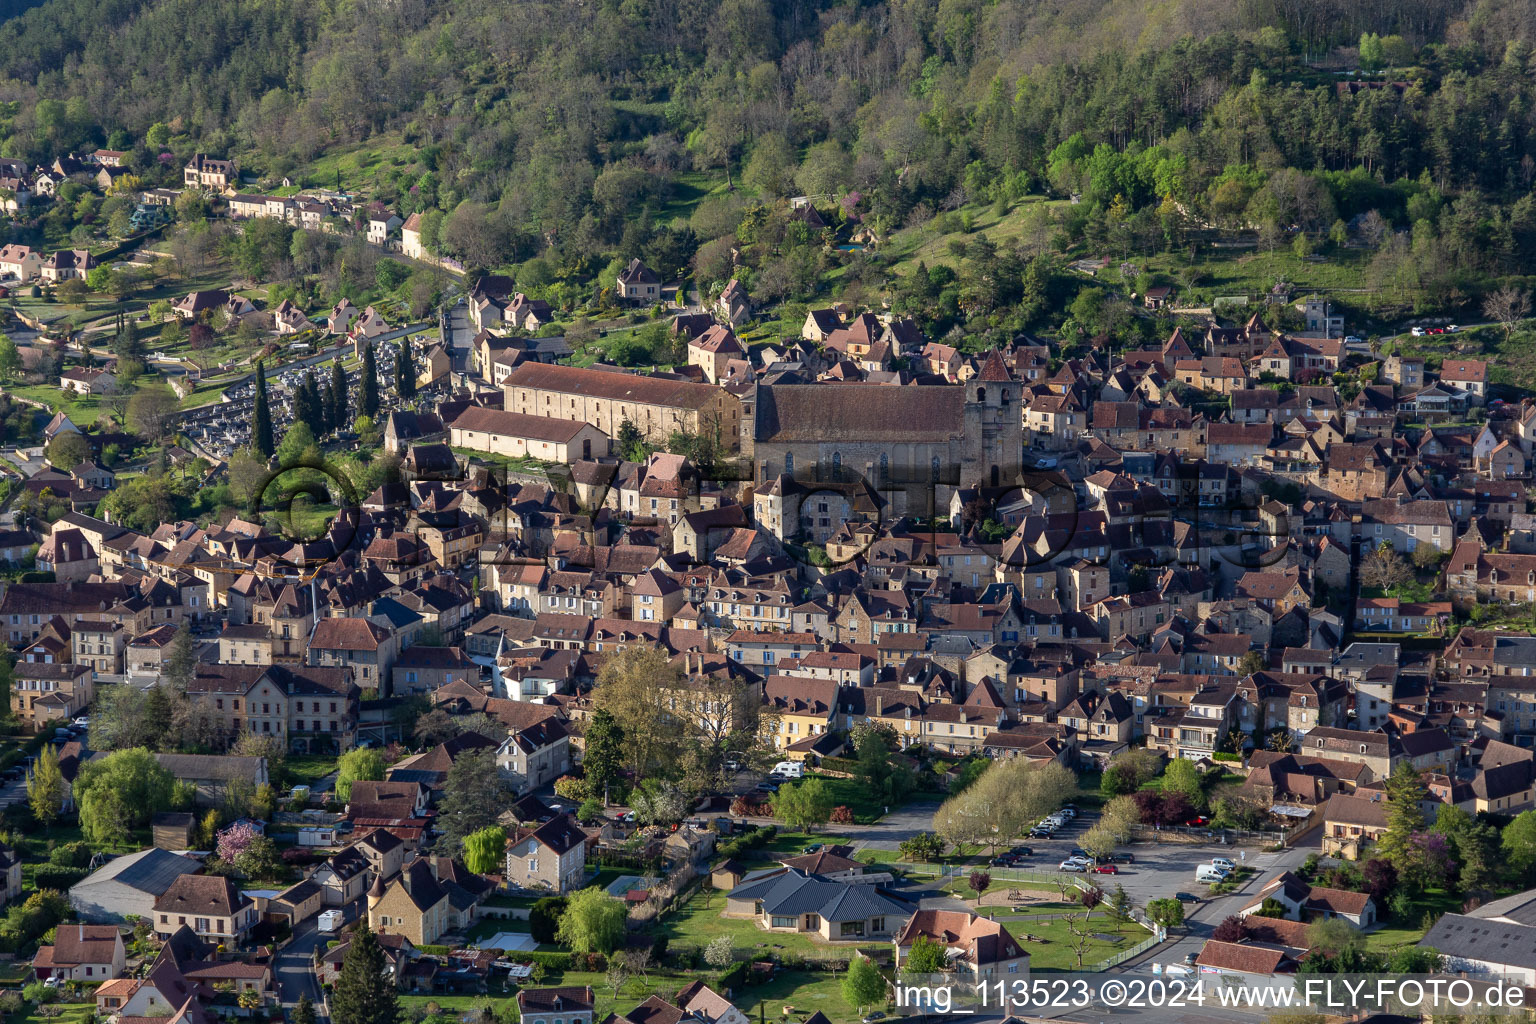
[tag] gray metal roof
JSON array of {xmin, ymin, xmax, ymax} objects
[
  {"xmin": 1422, "ymin": 913, "xmax": 1536, "ymax": 970},
  {"xmin": 80, "ymin": 848, "xmax": 201, "ymax": 895},
  {"xmin": 1466, "ymin": 890, "xmax": 1536, "ymax": 927},
  {"xmin": 728, "ymin": 869, "xmax": 912, "ymax": 921}
]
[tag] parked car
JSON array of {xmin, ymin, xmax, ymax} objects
[
  {"xmin": 1174, "ymin": 892, "xmax": 1199, "ymax": 903},
  {"xmin": 990, "ymin": 856, "xmax": 1016, "ymax": 867},
  {"xmin": 1010, "ymin": 846, "xmax": 1033, "ymax": 857},
  {"xmin": 1029, "ymin": 828, "xmax": 1053, "ymax": 838},
  {"xmin": 1411, "ymin": 327, "xmax": 1426, "ymax": 336},
  {"xmin": 71, "ymin": 716, "xmax": 89, "ymax": 728},
  {"xmin": 1428, "ymin": 326, "xmax": 1446, "ymax": 334},
  {"xmin": 1211, "ymin": 857, "xmax": 1236, "ymax": 872},
  {"xmin": 804, "ymin": 843, "xmax": 824, "ymax": 854},
  {"xmin": 1058, "ymin": 860, "xmax": 1088, "ymax": 872},
  {"xmin": 1069, "ymin": 848, "xmax": 1089, "ymax": 859},
  {"xmin": 1184, "ymin": 815, "xmax": 1211, "ymax": 827},
  {"xmin": 1447, "ymin": 324, "xmax": 1460, "ymax": 332},
  {"xmin": 1110, "ymin": 851, "xmax": 1135, "ymax": 863},
  {"xmin": 1184, "ymin": 951, "xmax": 1199, "ymax": 965},
  {"xmin": 1093, "ymin": 864, "xmax": 1119, "ymax": 874}
]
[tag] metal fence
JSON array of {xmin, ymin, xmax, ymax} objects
[{"xmin": 1090, "ymin": 932, "xmax": 1162, "ymax": 972}]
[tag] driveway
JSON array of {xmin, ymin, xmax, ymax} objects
[
  {"xmin": 838, "ymin": 799, "xmax": 944, "ymax": 850},
  {"xmin": 276, "ymin": 903, "xmax": 356, "ymax": 1019}
]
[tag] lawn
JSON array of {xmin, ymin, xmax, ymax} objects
[
  {"xmin": 281, "ymin": 753, "xmax": 339, "ymax": 788},
  {"xmin": 733, "ymin": 831, "xmax": 829, "ymax": 872},
  {"xmin": 803, "ymin": 773, "xmax": 893, "ymax": 824},
  {"xmin": 3, "ymin": 1003, "xmax": 97, "ymax": 1024},
  {"xmin": 301, "ymin": 136, "xmax": 420, "ymax": 194},
  {"xmin": 539, "ymin": 968, "xmax": 867, "ymax": 1024},
  {"xmin": 5, "ymin": 384, "xmax": 114, "ymax": 426},
  {"xmin": 732, "ymin": 970, "xmax": 863, "ymax": 1024},
  {"xmin": 258, "ymin": 498, "xmax": 340, "ymax": 540},
  {"xmin": 1364, "ymin": 888, "xmax": 1461, "ymax": 952},
  {"xmin": 653, "ymin": 170, "xmax": 743, "ymax": 227},
  {"xmin": 1073, "ymin": 771, "xmax": 1106, "ymax": 811},
  {"xmin": 1007, "ymin": 916, "xmax": 1149, "ymax": 971},
  {"xmin": 880, "ymin": 197, "xmax": 1068, "ymax": 277}
]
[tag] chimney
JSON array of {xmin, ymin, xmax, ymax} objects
[{"xmin": 875, "ymin": 694, "xmax": 883, "ymax": 717}]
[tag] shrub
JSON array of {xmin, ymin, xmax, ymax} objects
[
  {"xmin": 32, "ymin": 865, "xmax": 89, "ymax": 890},
  {"xmin": 22, "ymin": 983, "xmax": 58, "ymax": 1004},
  {"xmin": 529, "ymin": 897, "xmax": 566, "ymax": 944},
  {"xmin": 717, "ymin": 961, "xmax": 748, "ymax": 991},
  {"xmin": 47, "ymin": 842, "xmax": 92, "ymax": 868},
  {"xmin": 830, "ymin": 805, "xmax": 853, "ymax": 824}
]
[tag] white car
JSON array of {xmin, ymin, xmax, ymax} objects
[
  {"xmin": 1211, "ymin": 857, "xmax": 1236, "ymax": 872},
  {"xmin": 1411, "ymin": 327, "xmax": 1425, "ymax": 336},
  {"xmin": 1447, "ymin": 324, "xmax": 1460, "ymax": 332},
  {"xmin": 1057, "ymin": 807, "xmax": 1077, "ymax": 818},
  {"xmin": 71, "ymin": 717, "xmax": 89, "ymax": 728},
  {"xmin": 1059, "ymin": 859, "xmax": 1089, "ymax": 872}
]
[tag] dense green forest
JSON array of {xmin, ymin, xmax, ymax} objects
[{"xmin": 2, "ymin": 0, "xmax": 1536, "ymax": 340}]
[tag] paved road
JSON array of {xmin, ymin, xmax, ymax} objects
[{"xmin": 275, "ymin": 900, "xmax": 359, "ymax": 1019}]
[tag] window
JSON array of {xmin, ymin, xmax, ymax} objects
[
  {"xmin": 832, "ymin": 451, "xmax": 841, "ymax": 470},
  {"xmin": 784, "ymin": 452, "xmax": 794, "ymax": 474}
]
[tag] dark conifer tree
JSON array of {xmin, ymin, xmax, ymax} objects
[
  {"xmin": 397, "ymin": 339, "xmax": 417, "ymax": 400},
  {"xmin": 331, "ymin": 358, "xmax": 350, "ymax": 428},
  {"xmin": 361, "ymin": 342, "xmax": 380, "ymax": 417},
  {"xmin": 251, "ymin": 360, "xmax": 274, "ymax": 458}
]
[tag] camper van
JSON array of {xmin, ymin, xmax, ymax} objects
[
  {"xmin": 318, "ymin": 910, "xmax": 344, "ymax": 933},
  {"xmin": 1195, "ymin": 864, "xmax": 1229, "ymax": 884},
  {"xmin": 769, "ymin": 761, "xmax": 804, "ymax": 780}
]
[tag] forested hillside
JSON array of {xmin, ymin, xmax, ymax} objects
[{"xmin": 2, "ymin": 0, "xmax": 1536, "ymax": 339}]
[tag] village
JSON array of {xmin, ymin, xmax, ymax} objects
[{"xmin": 0, "ymin": 126, "xmax": 1529, "ymax": 1024}]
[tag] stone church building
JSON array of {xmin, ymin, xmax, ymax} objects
[{"xmin": 741, "ymin": 351, "xmax": 1024, "ymax": 518}]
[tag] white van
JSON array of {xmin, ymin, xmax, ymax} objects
[
  {"xmin": 1195, "ymin": 865, "xmax": 1228, "ymax": 884},
  {"xmin": 1210, "ymin": 857, "xmax": 1236, "ymax": 872},
  {"xmin": 769, "ymin": 761, "xmax": 804, "ymax": 779},
  {"xmin": 318, "ymin": 910, "xmax": 344, "ymax": 933}
]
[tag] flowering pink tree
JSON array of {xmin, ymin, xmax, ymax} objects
[{"xmin": 217, "ymin": 821, "xmax": 258, "ymax": 863}]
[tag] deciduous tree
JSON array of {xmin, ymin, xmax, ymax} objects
[
  {"xmin": 557, "ymin": 887, "xmax": 626, "ymax": 954},
  {"xmin": 842, "ymin": 954, "xmax": 886, "ymax": 1012},
  {"xmin": 335, "ymin": 747, "xmax": 384, "ymax": 803},
  {"xmin": 27, "ymin": 744, "xmax": 65, "ymax": 826}
]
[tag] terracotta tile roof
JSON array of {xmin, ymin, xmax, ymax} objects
[{"xmin": 506, "ymin": 363, "xmax": 722, "ymax": 410}]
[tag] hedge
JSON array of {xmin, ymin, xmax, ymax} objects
[
  {"xmin": 717, "ymin": 825, "xmax": 776, "ymax": 862},
  {"xmin": 818, "ymin": 757, "xmax": 859, "ymax": 775},
  {"xmin": 1212, "ymin": 752, "xmax": 1242, "ymax": 762},
  {"xmin": 32, "ymin": 865, "xmax": 89, "ymax": 890},
  {"xmin": 503, "ymin": 951, "xmax": 608, "ymax": 971},
  {"xmin": 717, "ymin": 961, "xmax": 748, "ymax": 992}
]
